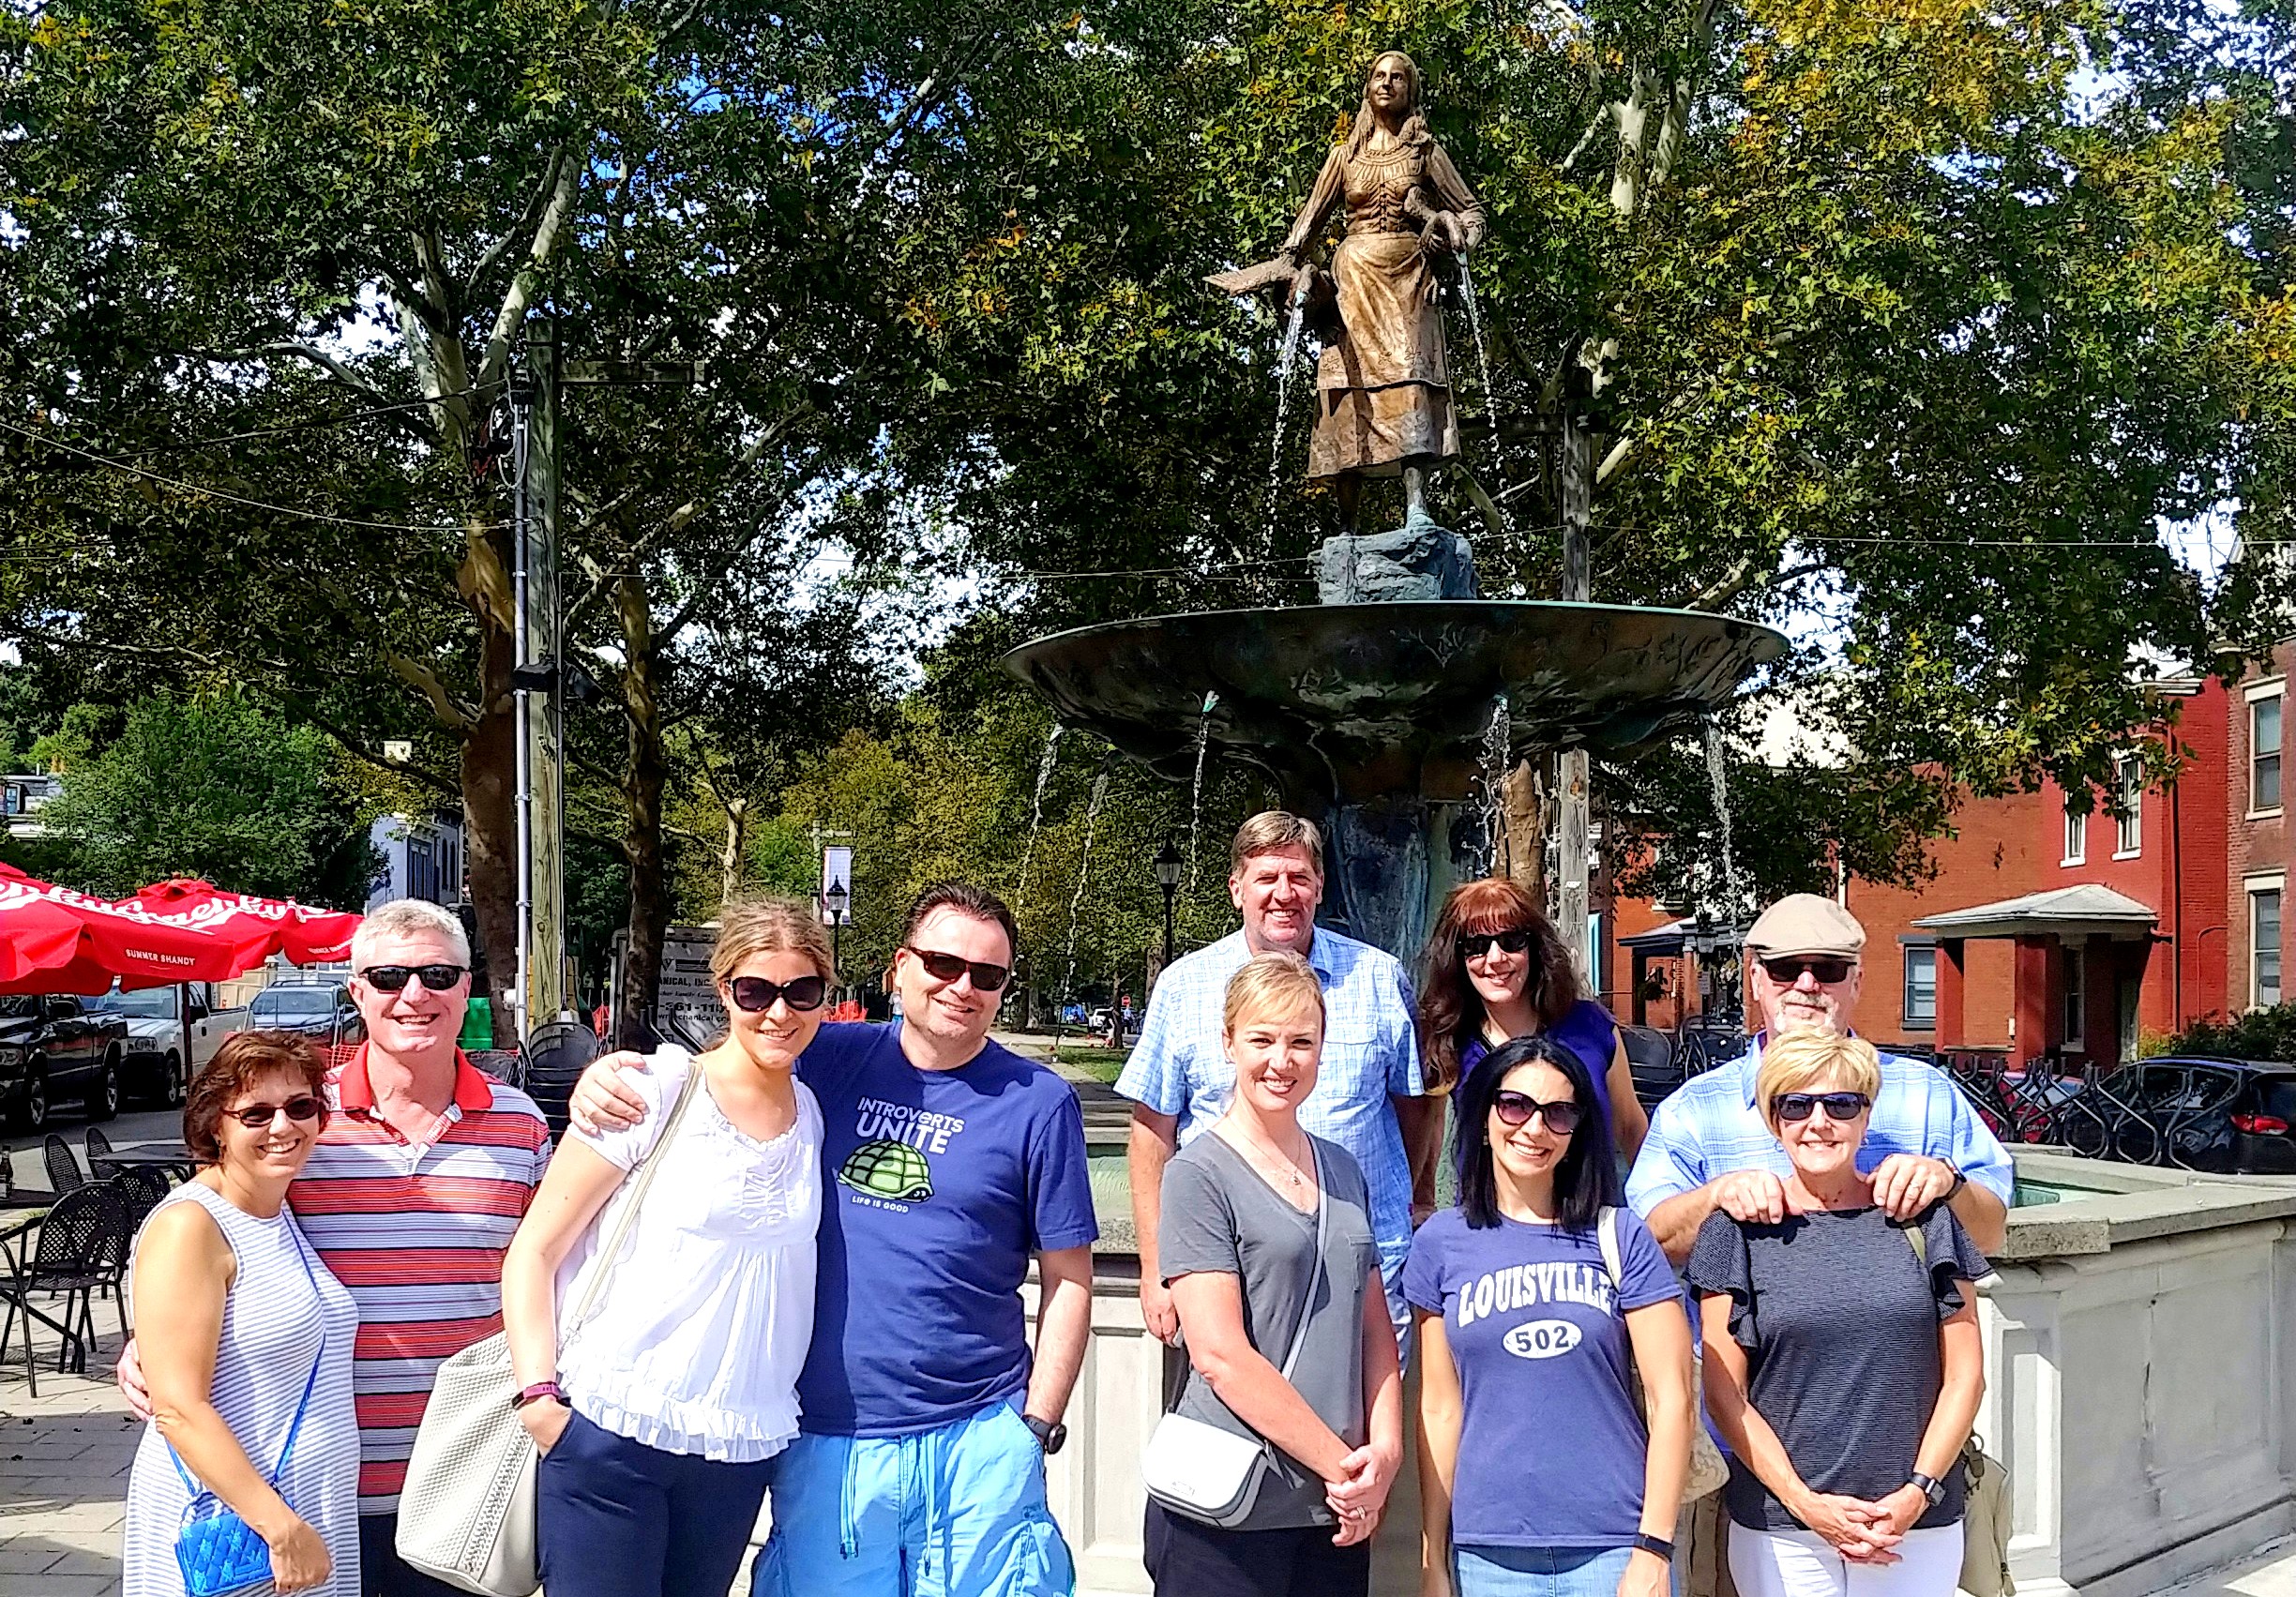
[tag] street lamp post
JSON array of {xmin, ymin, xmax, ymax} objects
[
  {"xmin": 1154, "ymin": 841, "xmax": 1185, "ymax": 974},
  {"xmin": 823, "ymin": 881, "xmax": 851, "ymax": 997}
]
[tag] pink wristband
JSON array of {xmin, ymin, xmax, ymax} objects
[{"xmin": 512, "ymin": 1381, "xmax": 566, "ymax": 1411}]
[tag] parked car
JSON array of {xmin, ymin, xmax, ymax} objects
[
  {"xmin": 247, "ymin": 982, "xmax": 365, "ymax": 1048},
  {"xmin": 91, "ymin": 980, "xmax": 252, "ymax": 1107},
  {"xmin": 0, "ymin": 993, "xmax": 130, "ymax": 1130},
  {"xmin": 2091, "ymin": 1056, "xmax": 2296, "ymax": 1174}
]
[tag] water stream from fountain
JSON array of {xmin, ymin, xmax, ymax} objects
[
  {"xmin": 1266, "ymin": 298, "xmax": 1307, "ymax": 548},
  {"xmin": 1185, "ymin": 691, "xmax": 1217, "ymax": 890},
  {"xmin": 1704, "ymin": 719, "xmax": 1745, "ymax": 919},
  {"xmin": 1054, "ymin": 767, "xmax": 1111, "ymax": 1047},
  {"xmin": 1015, "ymin": 722, "xmax": 1064, "ymax": 909},
  {"xmin": 1477, "ymin": 694, "xmax": 1511, "ymax": 876}
]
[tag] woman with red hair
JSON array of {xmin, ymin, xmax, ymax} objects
[{"xmin": 1418, "ymin": 880, "xmax": 1649, "ymax": 1176}]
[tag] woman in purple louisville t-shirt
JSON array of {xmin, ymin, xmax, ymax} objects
[
  {"xmin": 1415, "ymin": 880, "xmax": 1651, "ymax": 1214},
  {"xmin": 1406, "ymin": 1035, "xmax": 1695, "ymax": 1597}
]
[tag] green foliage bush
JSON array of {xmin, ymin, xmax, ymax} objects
[{"xmin": 2167, "ymin": 1005, "xmax": 2296, "ymax": 1064}]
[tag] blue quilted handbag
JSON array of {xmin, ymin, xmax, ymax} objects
[{"xmin": 170, "ymin": 1228, "xmax": 327, "ymax": 1597}]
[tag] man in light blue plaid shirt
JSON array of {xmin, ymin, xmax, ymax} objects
[
  {"xmin": 1625, "ymin": 894, "xmax": 2011, "ymax": 1263},
  {"xmin": 1117, "ymin": 811, "xmax": 1425, "ymax": 1344}
]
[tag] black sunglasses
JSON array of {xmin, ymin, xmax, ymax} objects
[
  {"xmin": 1772, "ymin": 1092, "xmax": 1871, "ymax": 1123},
  {"xmin": 1459, "ymin": 928, "xmax": 1533, "ymax": 961},
  {"xmin": 225, "ymin": 1096, "xmax": 325, "ymax": 1129},
  {"xmin": 1491, "ymin": 1090, "xmax": 1582, "ymax": 1134},
  {"xmin": 358, "ymin": 964, "xmax": 468, "ymax": 993},
  {"xmin": 905, "ymin": 948, "xmax": 1013, "ymax": 992},
  {"xmin": 726, "ymin": 974, "xmax": 829, "ymax": 1014},
  {"xmin": 1759, "ymin": 956, "xmax": 1855, "ymax": 986}
]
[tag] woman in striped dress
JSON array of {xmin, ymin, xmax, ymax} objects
[{"xmin": 122, "ymin": 1031, "xmax": 360, "ymax": 1596}]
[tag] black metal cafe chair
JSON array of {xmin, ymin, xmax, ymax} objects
[
  {"xmin": 41, "ymin": 1135, "xmax": 83, "ymax": 1195},
  {"xmin": 3, "ymin": 1182, "xmax": 128, "ymax": 1392}
]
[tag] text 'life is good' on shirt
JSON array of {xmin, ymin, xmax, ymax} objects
[
  {"xmin": 289, "ymin": 1047, "xmax": 551, "ymax": 1514},
  {"xmin": 1684, "ymin": 1201, "xmax": 1990, "ymax": 1532},
  {"xmin": 1403, "ymin": 1205, "xmax": 1682, "ymax": 1550},
  {"xmin": 793, "ymin": 1021, "xmax": 1098, "ymax": 1438}
]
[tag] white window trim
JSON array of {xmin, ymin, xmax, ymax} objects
[
  {"xmin": 2062, "ymin": 947, "xmax": 2086, "ymax": 1046},
  {"xmin": 2250, "ymin": 874, "xmax": 2287, "ymax": 1013},
  {"xmin": 2249, "ymin": 684, "xmax": 2286, "ymax": 820},
  {"xmin": 2112, "ymin": 756, "xmax": 2143, "ymax": 859},
  {"xmin": 2062, "ymin": 804, "xmax": 2087, "ymax": 867}
]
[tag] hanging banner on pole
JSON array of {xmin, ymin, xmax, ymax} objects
[{"xmin": 820, "ymin": 846, "xmax": 853, "ymax": 925}]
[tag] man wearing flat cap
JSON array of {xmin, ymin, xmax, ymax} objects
[{"xmin": 1626, "ymin": 893, "xmax": 2011, "ymax": 1264}]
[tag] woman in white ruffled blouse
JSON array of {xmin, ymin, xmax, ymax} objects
[{"xmin": 501, "ymin": 897, "xmax": 829, "ymax": 1597}]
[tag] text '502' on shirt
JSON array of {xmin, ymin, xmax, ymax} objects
[
  {"xmin": 289, "ymin": 1046, "xmax": 551, "ymax": 1514},
  {"xmin": 793, "ymin": 1022, "xmax": 1098, "ymax": 1437},
  {"xmin": 1402, "ymin": 1206, "xmax": 1682, "ymax": 1549}
]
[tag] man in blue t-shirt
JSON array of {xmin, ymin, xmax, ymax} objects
[{"xmin": 572, "ymin": 882, "xmax": 1098, "ymax": 1597}]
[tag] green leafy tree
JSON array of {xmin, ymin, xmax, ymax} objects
[{"xmin": 36, "ymin": 693, "xmax": 379, "ymax": 903}]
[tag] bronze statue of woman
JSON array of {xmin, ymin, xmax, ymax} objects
[{"xmin": 1221, "ymin": 51, "xmax": 1487, "ymax": 535}]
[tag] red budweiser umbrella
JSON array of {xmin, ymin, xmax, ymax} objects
[
  {"xmin": 0, "ymin": 878, "xmax": 255, "ymax": 994},
  {"xmin": 127, "ymin": 880, "xmax": 362, "ymax": 967}
]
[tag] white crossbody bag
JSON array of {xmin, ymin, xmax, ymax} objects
[
  {"xmin": 395, "ymin": 1061, "xmax": 702, "ymax": 1595},
  {"xmin": 1140, "ymin": 1140, "xmax": 1329, "ymax": 1529}
]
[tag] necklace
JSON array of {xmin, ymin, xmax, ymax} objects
[{"xmin": 1227, "ymin": 1122, "xmax": 1314, "ymax": 1193}]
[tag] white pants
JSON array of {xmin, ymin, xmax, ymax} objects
[{"xmin": 1728, "ymin": 1524, "xmax": 1964, "ymax": 1597}]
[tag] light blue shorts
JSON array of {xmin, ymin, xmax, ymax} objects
[
  {"xmin": 1457, "ymin": 1544, "xmax": 1633, "ymax": 1597},
  {"xmin": 750, "ymin": 1401, "xmax": 1075, "ymax": 1597}
]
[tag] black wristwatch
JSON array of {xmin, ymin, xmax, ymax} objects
[
  {"xmin": 1022, "ymin": 1414, "xmax": 1067, "ymax": 1455},
  {"xmin": 1632, "ymin": 1533, "xmax": 1675, "ymax": 1561},
  {"xmin": 1910, "ymin": 1471, "xmax": 1947, "ymax": 1509},
  {"xmin": 1945, "ymin": 1168, "xmax": 1968, "ymax": 1198}
]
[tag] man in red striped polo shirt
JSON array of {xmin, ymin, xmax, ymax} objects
[{"xmin": 123, "ymin": 898, "xmax": 549, "ymax": 1597}]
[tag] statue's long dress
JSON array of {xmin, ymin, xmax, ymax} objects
[{"xmin": 1282, "ymin": 136, "xmax": 1487, "ymax": 481}]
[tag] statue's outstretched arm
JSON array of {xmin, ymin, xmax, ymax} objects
[{"xmin": 1424, "ymin": 143, "xmax": 1488, "ymax": 253}]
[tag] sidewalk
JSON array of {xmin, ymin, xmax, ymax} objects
[{"xmin": 0, "ymin": 1325, "xmax": 134, "ymax": 1597}]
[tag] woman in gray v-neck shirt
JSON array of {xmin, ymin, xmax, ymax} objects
[
  {"xmin": 1149, "ymin": 953, "xmax": 1403, "ymax": 1597},
  {"xmin": 1685, "ymin": 1032, "xmax": 1987, "ymax": 1597}
]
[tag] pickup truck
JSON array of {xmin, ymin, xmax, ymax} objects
[
  {"xmin": 95, "ymin": 980, "xmax": 252, "ymax": 1107},
  {"xmin": 0, "ymin": 993, "xmax": 131, "ymax": 1130}
]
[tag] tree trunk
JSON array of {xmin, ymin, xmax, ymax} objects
[
  {"xmin": 719, "ymin": 794, "xmax": 748, "ymax": 909},
  {"xmin": 612, "ymin": 573, "xmax": 670, "ymax": 1050},
  {"xmin": 1500, "ymin": 756, "xmax": 1549, "ymax": 900},
  {"xmin": 458, "ymin": 522, "xmax": 522, "ymax": 1034}
]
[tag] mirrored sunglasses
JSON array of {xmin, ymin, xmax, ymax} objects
[{"xmin": 359, "ymin": 964, "xmax": 468, "ymax": 992}]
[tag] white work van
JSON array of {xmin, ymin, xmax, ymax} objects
[{"xmin": 96, "ymin": 980, "xmax": 251, "ymax": 1107}]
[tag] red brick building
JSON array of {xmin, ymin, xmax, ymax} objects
[{"xmin": 1595, "ymin": 657, "xmax": 2291, "ymax": 1070}]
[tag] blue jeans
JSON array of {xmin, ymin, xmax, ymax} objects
[
  {"xmin": 750, "ymin": 1401, "xmax": 1074, "ymax": 1597},
  {"xmin": 536, "ymin": 1410, "xmax": 778, "ymax": 1597},
  {"xmin": 1457, "ymin": 1545, "xmax": 1633, "ymax": 1597}
]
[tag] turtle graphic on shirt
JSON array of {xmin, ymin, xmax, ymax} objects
[{"xmin": 838, "ymin": 1137, "xmax": 934, "ymax": 1202}]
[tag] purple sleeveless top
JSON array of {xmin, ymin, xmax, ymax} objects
[{"xmin": 1457, "ymin": 998, "xmax": 1619, "ymax": 1131}]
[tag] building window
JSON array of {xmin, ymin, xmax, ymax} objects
[
  {"xmin": 2255, "ymin": 888, "xmax": 2284, "ymax": 1009},
  {"xmin": 2256, "ymin": 692, "xmax": 2285, "ymax": 814},
  {"xmin": 1903, "ymin": 945, "xmax": 1937, "ymax": 1029},
  {"xmin": 2062, "ymin": 802, "xmax": 2087, "ymax": 866},
  {"xmin": 2063, "ymin": 946, "xmax": 2086, "ymax": 1045},
  {"xmin": 2114, "ymin": 756, "xmax": 2142, "ymax": 857}
]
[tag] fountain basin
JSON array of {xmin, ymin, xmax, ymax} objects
[
  {"xmin": 1003, "ymin": 600, "xmax": 1787, "ymax": 804},
  {"xmin": 1004, "ymin": 600, "xmax": 1786, "ymax": 957}
]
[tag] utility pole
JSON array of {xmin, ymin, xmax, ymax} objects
[
  {"xmin": 1556, "ymin": 366, "xmax": 1594, "ymax": 983},
  {"xmin": 511, "ymin": 339, "xmax": 706, "ymax": 1044}
]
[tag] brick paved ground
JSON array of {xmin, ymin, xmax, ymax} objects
[{"xmin": 0, "ymin": 1323, "xmax": 134, "ymax": 1597}]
